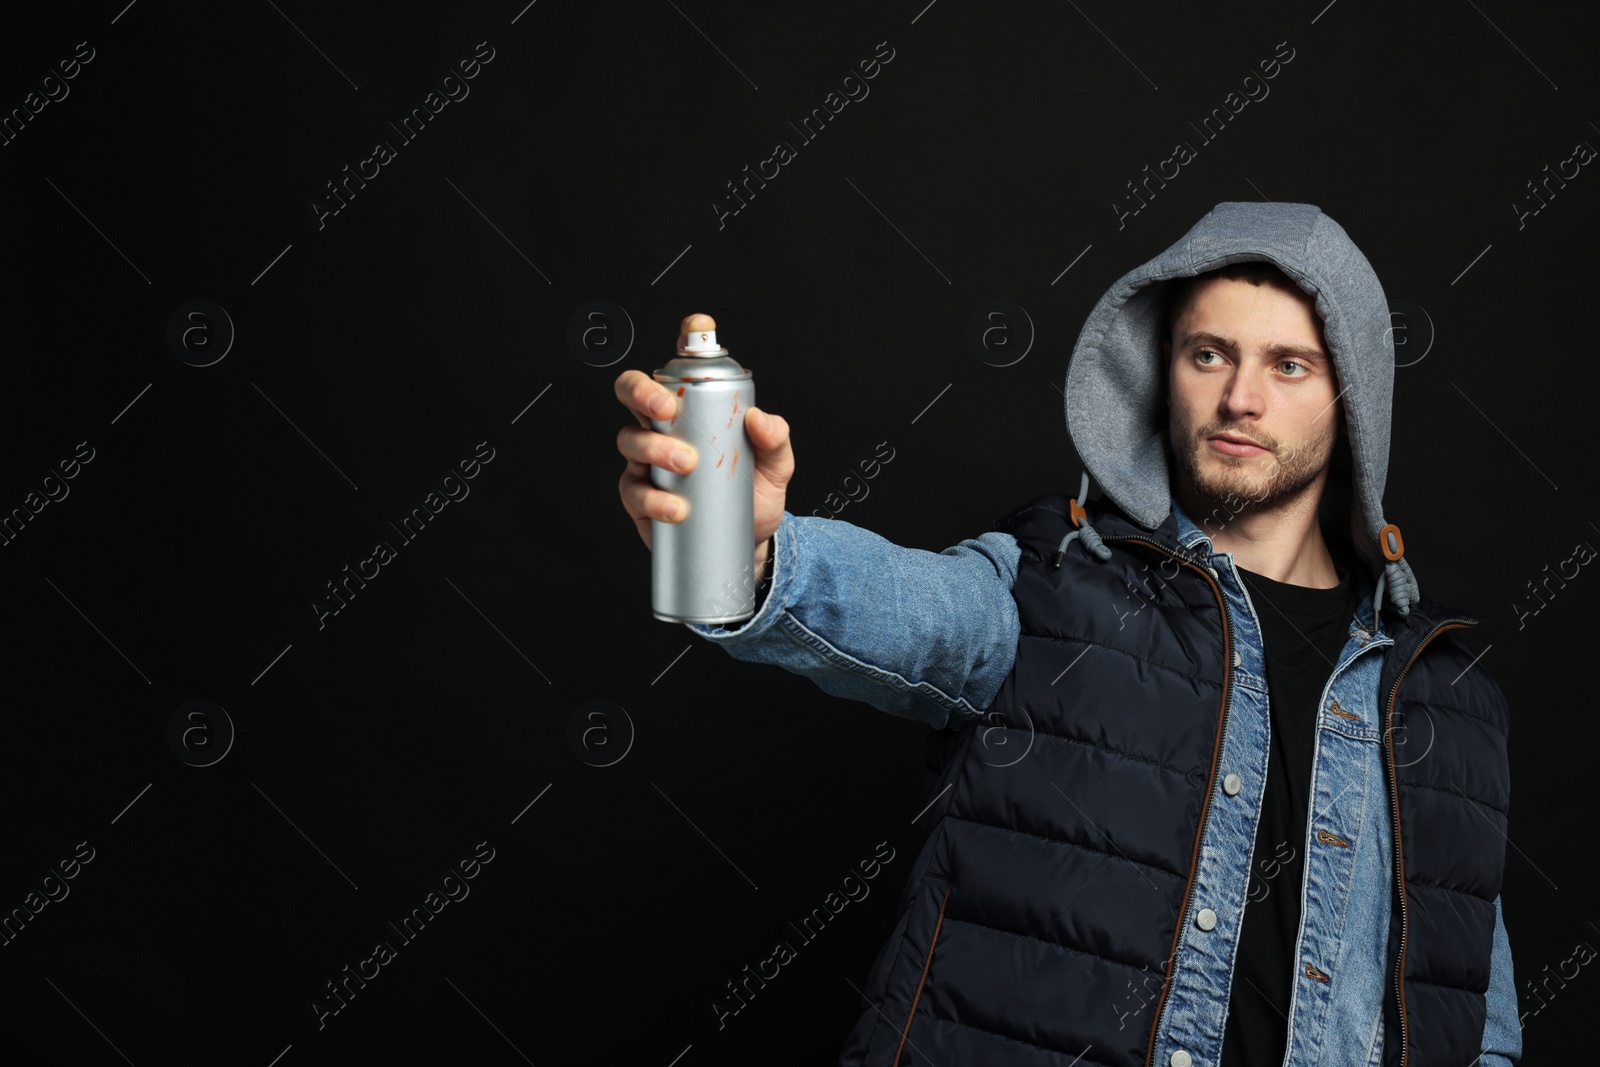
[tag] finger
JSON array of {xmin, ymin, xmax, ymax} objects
[
  {"xmin": 615, "ymin": 369, "xmax": 677, "ymax": 428},
  {"xmin": 619, "ymin": 467, "xmax": 688, "ymax": 522},
  {"xmin": 617, "ymin": 424, "xmax": 696, "ymax": 472},
  {"xmin": 678, "ymin": 312, "xmax": 717, "ymax": 352}
]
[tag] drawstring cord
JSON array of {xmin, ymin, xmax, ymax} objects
[
  {"xmin": 1051, "ymin": 470, "xmax": 1112, "ymax": 568},
  {"xmin": 1373, "ymin": 523, "xmax": 1418, "ymax": 620}
]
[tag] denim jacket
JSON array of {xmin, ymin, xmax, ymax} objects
[{"xmin": 687, "ymin": 499, "xmax": 1521, "ymax": 1064}]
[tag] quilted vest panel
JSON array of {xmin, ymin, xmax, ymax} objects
[{"xmin": 838, "ymin": 493, "xmax": 1510, "ymax": 1067}]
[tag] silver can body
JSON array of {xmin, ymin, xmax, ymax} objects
[{"xmin": 650, "ymin": 354, "xmax": 756, "ymax": 624}]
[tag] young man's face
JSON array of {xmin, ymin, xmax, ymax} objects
[{"xmin": 1163, "ymin": 276, "xmax": 1343, "ymax": 514}]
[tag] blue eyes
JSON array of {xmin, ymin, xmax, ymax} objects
[{"xmin": 1194, "ymin": 349, "xmax": 1308, "ymax": 377}]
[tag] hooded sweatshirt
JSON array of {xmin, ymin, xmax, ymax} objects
[{"xmin": 1058, "ymin": 200, "xmax": 1420, "ymax": 620}]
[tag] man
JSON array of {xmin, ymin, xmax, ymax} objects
[{"xmin": 614, "ymin": 201, "xmax": 1520, "ymax": 1065}]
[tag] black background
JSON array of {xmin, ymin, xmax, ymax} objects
[{"xmin": 1, "ymin": 1, "xmax": 1595, "ymax": 1064}]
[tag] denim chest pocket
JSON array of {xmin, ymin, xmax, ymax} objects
[
  {"xmin": 1229, "ymin": 673, "xmax": 1382, "ymax": 743},
  {"xmin": 1232, "ymin": 669, "xmax": 1268, "ymax": 695},
  {"xmin": 1320, "ymin": 696, "xmax": 1381, "ymax": 743}
]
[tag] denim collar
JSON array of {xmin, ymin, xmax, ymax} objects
[{"xmin": 1168, "ymin": 496, "xmax": 1382, "ymax": 638}]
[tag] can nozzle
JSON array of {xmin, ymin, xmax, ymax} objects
[{"xmin": 680, "ymin": 327, "xmax": 727, "ymax": 356}]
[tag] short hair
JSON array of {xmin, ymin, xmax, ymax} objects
[{"xmin": 1162, "ymin": 260, "xmax": 1308, "ymax": 340}]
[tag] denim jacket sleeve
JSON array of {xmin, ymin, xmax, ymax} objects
[
  {"xmin": 1477, "ymin": 893, "xmax": 1522, "ymax": 1065},
  {"xmin": 683, "ymin": 510, "xmax": 1022, "ymax": 730}
]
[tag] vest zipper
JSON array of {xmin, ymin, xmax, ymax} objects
[
  {"xmin": 1383, "ymin": 616, "xmax": 1477, "ymax": 1067},
  {"xmin": 1094, "ymin": 533, "xmax": 1235, "ymax": 1067}
]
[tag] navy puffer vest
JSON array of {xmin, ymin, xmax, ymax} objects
[{"xmin": 838, "ymin": 492, "xmax": 1512, "ymax": 1067}]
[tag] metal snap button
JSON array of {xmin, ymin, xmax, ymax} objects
[
  {"xmin": 1223, "ymin": 773, "xmax": 1241, "ymax": 796},
  {"xmin": 1170, "ymin": 1050, "xmax": 1193, "ymax": 1067},
  {"xmin": 1195, "ymin": 908, "xmax": 1217, "ymax": 931}
]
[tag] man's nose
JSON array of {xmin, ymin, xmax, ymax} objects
[{"xmin": 1219, "ymin": 364, "xmax": 1265, "ymax": 419}]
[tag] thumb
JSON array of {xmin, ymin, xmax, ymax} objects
[
  {"xmin": 749, "ymin": 405, "xmax": 773, "ymax": 438},
  {"xmin": 746, "ymin": 405, "xmax": 793, "ymax": 485}
]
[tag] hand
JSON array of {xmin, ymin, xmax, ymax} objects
[{"xmin": 615, "ymin": 313, "xmax": 794, "ymax": 572}]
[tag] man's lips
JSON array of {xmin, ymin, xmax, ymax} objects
[{"xmin": 1208, "ymin": 433, "xmax": 1269, "ymax": 456}]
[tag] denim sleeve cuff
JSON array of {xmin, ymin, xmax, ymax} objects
[
  {"xmin": 676, "ymin": 509, "xmax": 1021, "ymax": 730},
  {"xmin": 682, "ymin": 510, "xmax": 797, "ymax": 643},
  {"xmin": 1479, "ymin": 893, "xmax": 1523, "ymax": 1063}
]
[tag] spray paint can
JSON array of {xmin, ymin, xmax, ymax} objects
[{"xmin": 650, "ymin": 326, "xmax": 756, "ymax": 624}]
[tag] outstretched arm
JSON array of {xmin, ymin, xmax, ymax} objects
[{"xmin": 687, "ymin": 510, "xmax": 1023, "ymax": 730}]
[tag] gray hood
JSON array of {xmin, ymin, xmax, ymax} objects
[{"xmin": 1060, "ymin": 201, "xmax": 1420, "ymax": 617}]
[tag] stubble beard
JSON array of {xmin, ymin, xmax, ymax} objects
[{"xmin": 1172, "ymin": 415, "xmax": 1337, "ymax": 515}]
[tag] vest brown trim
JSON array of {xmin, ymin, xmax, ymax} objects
[{"xmin": 892, "ymin": 881, "xmax": 952, "ymax": 1067}]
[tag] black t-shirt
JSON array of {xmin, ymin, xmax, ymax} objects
[{"xmin": 1220, "ymin": 555, "xmax": 1359, "ymax": 1065}]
